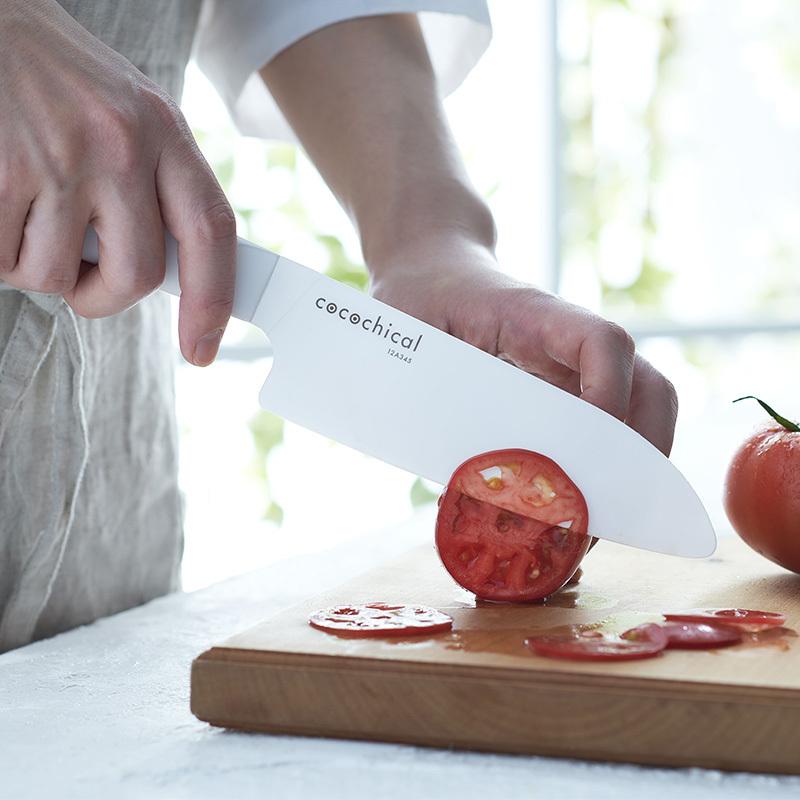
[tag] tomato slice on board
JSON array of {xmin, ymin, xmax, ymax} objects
[
  {"xmin": 308, "ymin": 603, "xmax": 453, "ymax": 638},
  {"xmin": 525, "ymin": 630, "xmax": 666, "ymax": 662},
  {"xmin": 618, "ymin": 623, "xmax": 669, "ymax": 649},
  {"xmin": 664, "ymin": 609, "xmax": 786, "ymax": 629},
  {"xmin": 436, "ymin": 449, "xmax": 590, "ymax": 602},
  {"xmin": 660, "ymin": 622, "xmax": 742, "ymax": 649}
]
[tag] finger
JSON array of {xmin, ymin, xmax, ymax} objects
[
  {"xmin": 67, "ymin": 184, "xmax": 165, "ymax": 318},
  {"xmin": 10, "ymin": 192, "xmax": 86, "ymax": 294},
  {"xmin": 539, "ymin": 363, "xmax": 581, "ymax": 397},
  {"xmin": 494, "ymin": 298, "xmax": 582, "ymax": 395},
  {"xmin": 0, "ymin": 184, "xmax": 31, "ymax": 279},
  {"xmin": 155, "ymin": 130, "xmax": 235, "ymax": 366},
  {"xmin": 626, "ymin": 354, "xmax": 678, "ymax": 456},
  {"xmin": 578, "ymin": 322, "xmax": 636, "ymax": 422},
  {"xmin": 498, "ymin": 349, "xmax": 581, "ymax": 397}
]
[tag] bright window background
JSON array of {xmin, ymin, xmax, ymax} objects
[{"xmin": 177, "ymin": 1, "xmax": 800, "ymax": 591}]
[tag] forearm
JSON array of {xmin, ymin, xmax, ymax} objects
[
  {"xmin": 259, "ymin": 14, "xmax": 677, "ymax": 454},
  {"xmin": 259, "ymin": 14, "xmax": 496, "ymax": 277}
]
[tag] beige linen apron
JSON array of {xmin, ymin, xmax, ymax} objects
[{"xmin": 0, "ymin": 0, "xmax": 202, "ymax": 652}]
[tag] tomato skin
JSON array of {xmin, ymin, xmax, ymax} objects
[
  {"xmin": 724, "ymin": 426, "xmax": 800, "ymax": 574},
  {"xmin": 435, "ymin": 450, "xmax": 590, "ymax": 603}
]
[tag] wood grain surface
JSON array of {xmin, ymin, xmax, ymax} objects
[{"xmin": 191, "ymin": 536, "xmax": 800, "ymax": 774}]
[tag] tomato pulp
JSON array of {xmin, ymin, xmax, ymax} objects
[
  {"xmin": 308, "ymin": 603, "xmax": 453, "ymax": 637},
  {"xmin": 436, "ymin": 449, "xmax": 591, "ymax": 602}
]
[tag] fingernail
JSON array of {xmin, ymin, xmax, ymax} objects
[{"xmin": 193, "ymin": 328, "xmax": 224, "ymax": 366}]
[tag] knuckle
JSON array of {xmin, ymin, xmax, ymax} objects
[
  {"xmin": 132, "ymin": 269, "xmax": 163, "ymax": 296},
  {"xmin": 0, "ymin": 255, "xmax": 15, "ymax": 275},
  {"xmin": 73, "ymin": 303, "xmax": 110, "ymax": 320},
  {"xmin": 660, "ymin": 373, "xmax": 677, "ymax": 397},
  {"xmin": 141, "ymin": 85, "xmax": 184, "ymax": 132},
  {"xmin": 661, "ymin": 375, "xmax": 679, "ymax": 412},
  {"xmin": 41, "ymin": 136, "xmax": 85, "ymax": 190},
  {"xmin": 93, "ymin": 105, "xmax": 143, "ymax": 176},
  {"xmin": 26, "ymin": 266, "xmax": 76, "ymax": 295},
  {"xmin": 0, "ymin": 163, "xmax": 13, "ymax": 200},
  {"xmin": 25, "ymin": 129, "xmax": 86, "ymax": 193},
  {"xmin": 191, "ymin": 293, "xmax": 234, "ymax": 320},
  {"xmin": 113, "ymin": 265, "xmax": 163, "ymax": 299},
  {"xmin": 639, "ymin": 359, "xmax": 679, "ymax": 414},
  {"xmin": 604, "ymin": 322, "xmax": 635, "ymax": 354},
  {"xmin": 0, "ymin": 232, "xmax": 17, "ymax": 278},
  {"xmin": 192, "ymin": 201, "xmax": 237, "ymax": 245}
]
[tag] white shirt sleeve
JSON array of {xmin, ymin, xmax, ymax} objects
[{"xmin": 193, "ymin": 0, "xmax": 492, "ymax": 141}]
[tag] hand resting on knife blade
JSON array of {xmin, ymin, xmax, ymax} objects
[{"xmin": 261, "ymin": 15, "xmax": 678, "ymax": 455}]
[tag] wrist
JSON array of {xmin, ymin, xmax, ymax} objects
[
  {"xmin": 367, "ymin": 228, "xmax": 505, "ymax": 310},
  {"xmin": 359, "ymin": 181, "xmax": 497, "ymax": 281}
]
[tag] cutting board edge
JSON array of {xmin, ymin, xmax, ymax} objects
[
  {"xmin": 192, "ymin": 645, "xmax": 800, "ymax": 706},
  {"xmin": 189, "ymin": 650, "xmax": 800, "ymax": 775}
]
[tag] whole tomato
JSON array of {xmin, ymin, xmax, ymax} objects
[{"xmin": 724, "ymin": 396, "xmax": 800, "ymax": 574}]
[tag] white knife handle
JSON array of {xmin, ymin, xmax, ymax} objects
[{"xmin": 81, "ymin": 227, "xmax": 279, "ymax": 322}]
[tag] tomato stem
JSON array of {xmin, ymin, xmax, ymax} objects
[{"xmin": 733, "ymin": 396, "xmax": 800, "ymax": 432}]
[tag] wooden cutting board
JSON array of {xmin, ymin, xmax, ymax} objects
[{"xmin": 191, "ymin": 536, "xmax": 800, "ymax": 774}]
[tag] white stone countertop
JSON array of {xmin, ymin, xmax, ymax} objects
[{"xmin": 2, "ymin": 511, "xmax": 798, "ymax": 800}]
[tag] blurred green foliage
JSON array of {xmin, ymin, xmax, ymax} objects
[
  {"xmin": 266, "ymin": 143, "xmax": 297, "ymax": 170},
  {"xmin": 603, "ymin": 258, "xmax": 674, "ymax": 309},
  {"xmin": 248, "ymin": 409, "xmax": 284, "ymax": 523},
  {"xmin": 317, "ymin": 234, "xmax": 369, "ymax": 290},
  {"xmin": 194, "ymin": 121, "xmax": 376, "ymax": 523},
  {"xmin": 410, "ymin": 477, "xmax": 440, "ymax": 507},
  {"xmin": 756, "ymin": 238, "xmax": 800, "ymax": 315},
  {"xmin": 562, "ymin": 0, "xmax": 677, "ymax": 316}
]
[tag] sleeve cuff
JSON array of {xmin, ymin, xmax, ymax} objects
[{"xmin": 194, "ymin": 0, "xmax": 492, "ymax": 141}]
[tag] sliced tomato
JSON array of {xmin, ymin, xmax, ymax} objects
[
  {"xmin": 436, "ymin": 449, "xmax": 590, "ymax": 602},
  {"xmin": 660, "ymin": 621, "xmax": 741, "ymax": 649},
  {"xmin": 526, "ymin": 630, "xmax": 666, "ymax": 662},
  {"xmin": 450, "ymin": 449, "xmax": 589, "ymax": 529},
  {"xmin": 619, "ymin": 623, "xmax": 669, "ymax": 649},
  {"xmin": 664, "ymin": 609, "xmax": 786, "ymax": 629},
  {"xmin": 308, "ymin": 603, "xmax": 453, "ymax": 638}
]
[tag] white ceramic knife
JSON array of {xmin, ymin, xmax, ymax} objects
[{"xmin": 83, "ymin": 230, "xmax": 716, "ymax": 558}]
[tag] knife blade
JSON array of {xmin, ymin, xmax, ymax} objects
[{"xmin": 82, "ymin": 229, "xmax": 716, "ymax": 558}]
